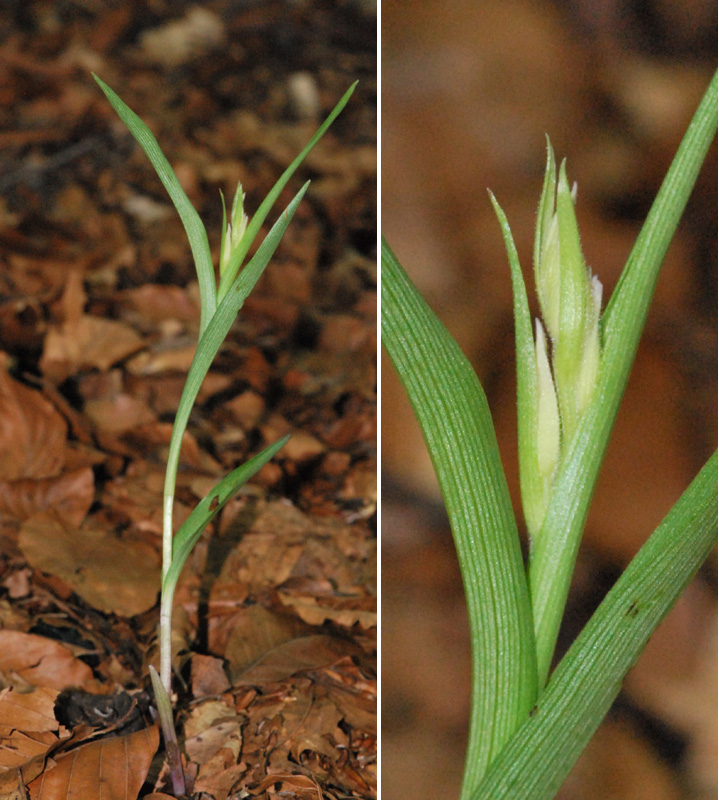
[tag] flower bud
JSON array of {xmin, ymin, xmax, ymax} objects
[
  {"xmin": 492, "ymin": 138, "xmax": 603, "ymax": 539},
  {"xmin": 533, "ymin": 142, "xmax": 602, "ymax": 444},
  {"xmin": 219, "ymin": 183, "xmax": 249, "ymax": 276}
]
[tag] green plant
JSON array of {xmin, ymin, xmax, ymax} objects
[
  {"xmin": 382, "ymin": 73, "xmax": 716, "ymax": 799},
  {"xmin": 94, "ymin": 74, "xmax": 356, "ymax": 795}
]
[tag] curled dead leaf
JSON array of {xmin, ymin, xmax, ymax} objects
[
  {"xmin": 233, "ymin": 632, "xmax": 363, "ymax": 686},
  {"xmin": 277, "ymin": 588, "xmax": 376, "ymax": 630},
  {"xmin": 253, "ymin": 771, "xmax": 323, "ymax": 798}
]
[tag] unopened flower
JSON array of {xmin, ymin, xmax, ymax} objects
[
  {"xmin": 534, "ymin": 141, "xmax": 602, "ymax": 445},
  {"xmin": 219, "ymin": 183, "xmax": 249, "ymax": 276},
  {"xmin": 491, "ymin": 138, "xmax": 604, "ymax": 537}
]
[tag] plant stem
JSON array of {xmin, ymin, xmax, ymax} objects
[
  {"xmin": 161, "ymin": 480, "xmax": 178, "ymax": 695},
  {"xmin": 159, "ymin": 584, "xmax": 175, "ymax": 695},
  {"xmin": 150, "ymin": 666, "xmax": 186, "ymax": 795}
]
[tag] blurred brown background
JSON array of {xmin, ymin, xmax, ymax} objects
[{"xmin": 381, "ymin": 1, "xmax": 716, "ymax": 798}]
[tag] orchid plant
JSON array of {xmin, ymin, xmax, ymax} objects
[{"xmin": 94, "ymin": 74, "xmax": 356, "ymax": 795}]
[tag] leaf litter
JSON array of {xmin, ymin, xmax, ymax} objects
[{"xmin": 0, "ymin": 3, "xmax": 376, "ymax": 797}]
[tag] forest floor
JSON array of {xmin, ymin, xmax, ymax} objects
[{"xmin": 0, "ymin": 3, "xmax": 376, "ymax": 799}]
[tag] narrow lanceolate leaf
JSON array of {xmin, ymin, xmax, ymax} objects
[
  {"xmin": 163, "ymin": 435, "xmax": 290, "ymax": 598},
  {"xmin": 529, "ymin": 71, "xmax": 717, "ymax": 686},
  {"xmin": 217, "ymin": 81, "xmax": 358, "ymax": 302},
  {"xmin": 474, "ymin": 451, "xmax": 717, "ymax": 800},
  {"xmin": 92, "ymin": 74, "xmax": 217, "ymax": 335},
  {"xmin": 162, "ymin": 183, "xmax": 309, "ymax": 568},
  {"xmin": 381, "ymin": 237, "xmax": 537, "ymax": 795}
]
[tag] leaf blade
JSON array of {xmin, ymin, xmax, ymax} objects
[
  {"xmin": 92, "ymin": 74, "xmax": 217, "ymax": 334},
  {"xmin": 217, "ymin": 81, "xmax": 358, "ymax": 301},
  {"xmin": 163, "ymin": 435, "xmax": 290, "ymax": 596},
  {"xmin": 474, "ymin": 451, "xmax": 717, "ymax": 800},
  {"xmin": 381, "ymin": 237, "xmax": 537, "ymax": 794}
]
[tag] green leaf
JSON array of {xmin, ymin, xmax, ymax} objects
[
  {"xmin": 163, "ymin": 435, "xmax": 290, "ymax": 599},
  {"xmin": 473, "ymin": 451, "xmax": 717, "ymax": 800},
  {"xmin": 381, "ymin": 237, "xmax": 537, "ymax": 795},
  {"xmin": 161, "ymin": 182, "xmax": 309, "ymax": 569},
  {"xmin": 92, "ymin": 74, "xmax": 217, "ymax": 335},
  {"xmin": 529, "ymin": 71, "xmax": 717, "ymax": 686},
  {"xmin": 216, "ymin": 81, "xmax": 358, "ymax": 302}
]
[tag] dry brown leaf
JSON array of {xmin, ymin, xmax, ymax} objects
[
  {"xmin": 287, "ymin": 695, "xmax": 345, "ymax": 761},
  {"xmin": 225, "ymin": 391, "xmax": 266, "ymax": 429},
  {"xmin": 139, "ymin": 7, "xmax": 225, "ymax": 67},
  {"xmin": 40, "ymin": 272, "xmax": 144, "ymax": 384},
  {"xmin": 18, "ymin": 511, "xmax": 161, "ymax": 617},
  {"xmin": 120, "ymin": 422, "xmax": 219, "ymax": 473},
  {"xmin": 84, "ymin": 394, "xmax": 156, "ymax": 434},
  {"xmin": 101, "ymin": 461, "xmax": 165, "ymax": 534},
  {"xmin": 41, "ymin": 316, "xmax": 144, "ymax": 383},
  {"xmin": 190, "ymin": 654, "xmax": 231, "ymax": 698},
  {"xmin": 324, "ymin": 664, "xmax": 376, "ymax": 733},
  {"xmin": 253, "ymin": 771, "xmax": 323, "ymax": 798},
  {"xmin": 26, "ymin": 725, "xmax": 159, "ymax": 800},
  {"xmin": 185, "ymin": 698, "xmax": 240, "ymax": 761},
  {"xmin": 217, "ymin": 500, "xmax": 376, "ymax": 600},
  {"xmin": 0, "ymin": 632, "xmax": 93, "ymax": 692},
  {"xmin": 0, "ymin": 727, "xmax": 58, "ymax": 793},
  {"xmin": 280, "ymin": 432, "xmax": 326, "ymax": 463},
  {"xmin": 277, "ymin": 590, "xmax": 376, "ymax": 630},
  {"xmin": 221, "ymin": 605, "xmax": 311, "ymax": 679},
  {"xmin": 235, "ymin": 634, "xmax": 363, "ymax": 686},
  {"xmin": 0, "ymin": 686, "xmax": 58, "ymax": 732},
  {"xmin": 125, "ymin": 343, "xmax": 197, "ymax": 377},
  {"xmin": 194, "ymin": 763, "xmax": 247, "ymax": 800},
  {"xmin": 118, "ymin": 284, "xmax": 199, "ymax": 323},
  {"xmin": 0, "ymin": 371, "xmax": 67, "ymax": 481},
  {"xmin": 0, "ymin": 468, "xmax": 93, "ymax": 527}
]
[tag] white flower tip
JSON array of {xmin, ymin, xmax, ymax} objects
[{"xmin": 590, "ymin": 274, "xmax": 603, "ymax": 311}]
